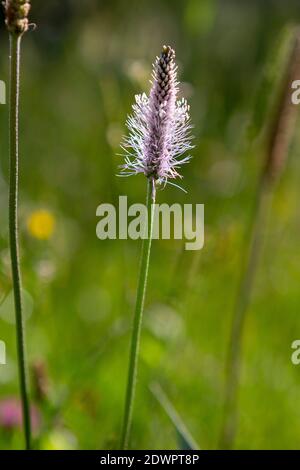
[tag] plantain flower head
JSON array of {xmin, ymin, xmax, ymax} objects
[
  {"xmin": 3, "ymin": 0, "xmax": 31, "ymax": 35},
  {"xmin": 120, "ymin": 45, "xmax": 193, "ymax": 188}
]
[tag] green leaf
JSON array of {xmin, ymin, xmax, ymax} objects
[{"xmin": 149, "ymin": 382, "xmax": 200, "ymax": 450}]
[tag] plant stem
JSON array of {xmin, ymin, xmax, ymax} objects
[
  {"xmin": 219, "ymin": 174, "xmax": 271, "ymax": 450},
  {"xmin": 8, "ymin": 33, "xmax": 31, "ymax": 450},
  {"xmin": 120, "ymin": 178, "xmax": 156, "ymax": 450}
]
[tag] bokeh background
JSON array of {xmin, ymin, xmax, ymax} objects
[{"xmin": 0, "ymin": 0, "xmax": 300, "ymax": 450}]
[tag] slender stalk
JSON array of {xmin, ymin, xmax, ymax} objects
[
  {"xmin": 219, "ymin": 28, "xmax": 300, "ymax": 450},
  {"xmin": 8, "ymin": 33, "xmax": 31, "ymax": 450},
  {"xmin": 120, "ymin": 178, "xmax": 156, "ymax": 450},
  {"xmin": 219, "ymin": 174, "xmax": 271, "ymax": 449}
]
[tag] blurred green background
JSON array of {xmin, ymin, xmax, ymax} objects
[{"xmin": 0, "ymin": 0, "xmax": 300, "ymax": 450}]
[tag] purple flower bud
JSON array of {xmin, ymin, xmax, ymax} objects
[
  {"xmin": 0, "ymin": 397, "xmax": 40, "ymax": 433},
  {"xmin": 120, "ymin": 46, "xmax": 193, "ymax": 188}
]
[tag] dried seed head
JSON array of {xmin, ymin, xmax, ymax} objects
[
  {"xmin": 120, "ymin": 45, "xmax": 193, "ymax": 188},
  {"xmin": 3, "ymin": 0, "xmax": 31, "ymax": 35},
  {"xmin": 263, "ymin": 29, "xmax": 300, "ymax": 184},
  {"xmin": 31, "ymin": 360, "xmax": 49, "ymax": 403}
]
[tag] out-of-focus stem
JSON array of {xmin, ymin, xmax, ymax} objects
[
  {"xmin": 219, "ymin": 28, "xmax": 300, "ymax": 450},
  {"xmin": 120, "ymin": 178, "xmax": 156, "ymax": 450},
  {"xmin": 219, "ymin": 174, "xmax": 271, "ymax": 449}
]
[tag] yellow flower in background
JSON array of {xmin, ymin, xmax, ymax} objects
[{"xmin": 27, "ymin": 209, "xmax": 56, "ymax": 240}]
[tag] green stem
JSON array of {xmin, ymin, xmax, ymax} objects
[
  {"xmin": 8, "ymin": 33, "xmax": 31, "ymax": 450},
  {"xmin": 219, "ymin": 175, "xmax": 271, "ymax": 450},
  {"xmin": 120, "ymin": 178, "xmax": 156, "ymax": 450}
]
